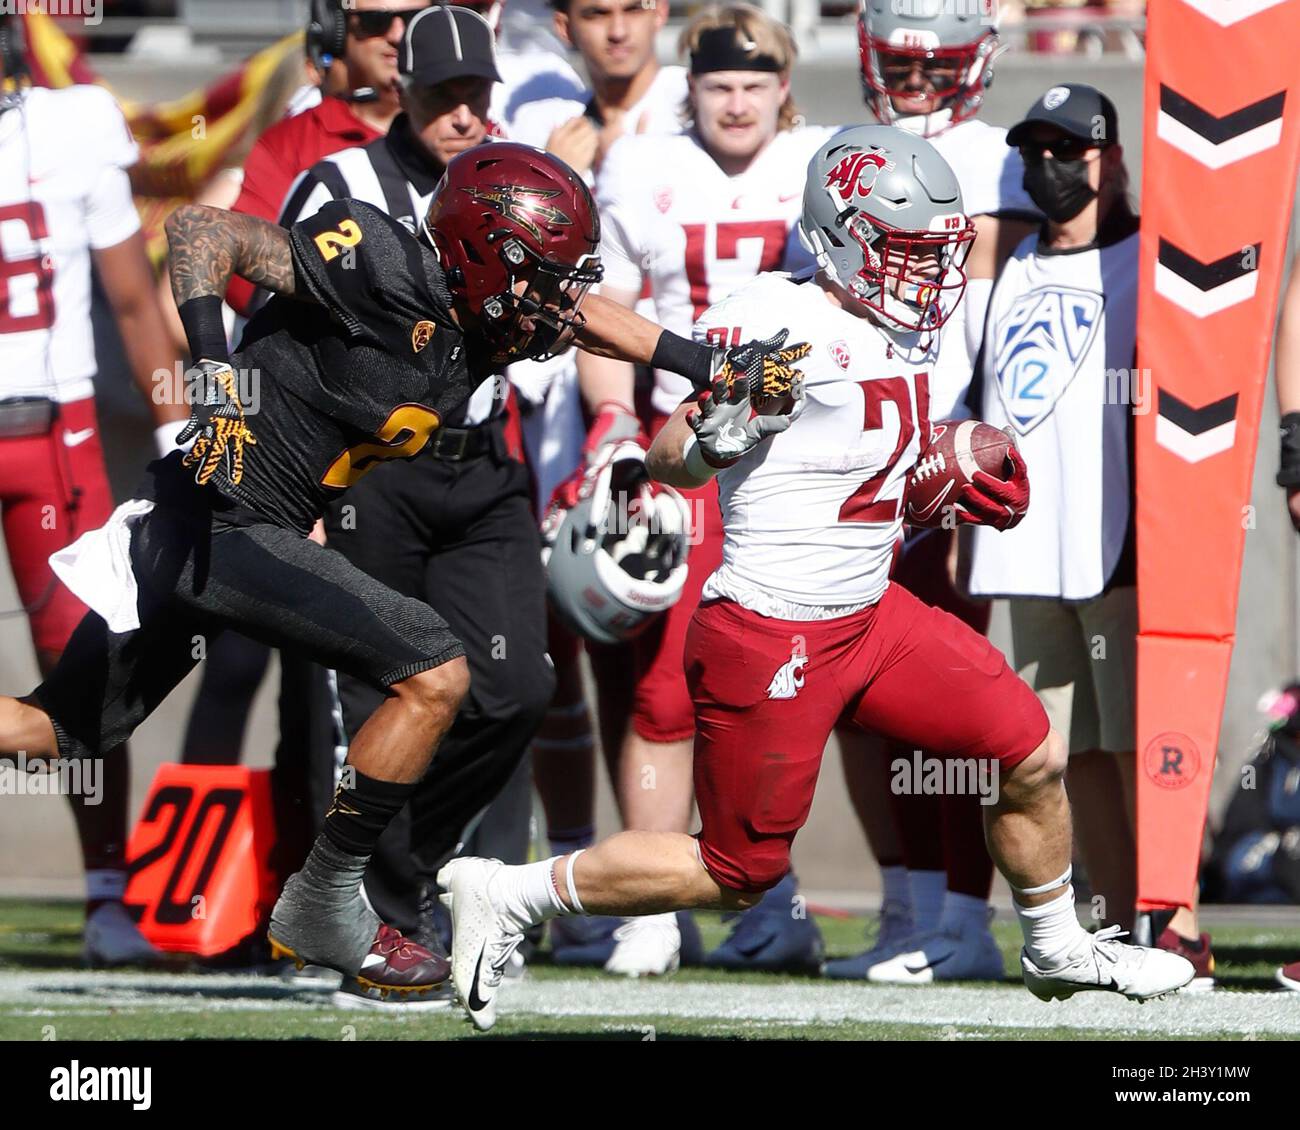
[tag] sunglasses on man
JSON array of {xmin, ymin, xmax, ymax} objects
[
  {"xmin": 1019, "ymin": 136, "xmax": 1107, "ymax": 162},
  {"xmin": 349, "ymin": 7, "xmax": 426, "ymax": 38}
]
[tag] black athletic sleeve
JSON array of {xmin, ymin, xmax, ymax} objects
[{"xmin": 289, "ymin": 198, "xmax": 452, "ymax": 347}]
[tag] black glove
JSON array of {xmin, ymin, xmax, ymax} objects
[
  {"xmin": 178, "ymin": 359, "xmax": 257, "ymax": 486},
  {"xmin": 709, "ymin": 329, "xmax": 812, "ymax": 406}
]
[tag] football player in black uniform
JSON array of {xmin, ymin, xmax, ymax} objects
[{"xmin": 0, "ymin": 143, "xmax": 775, "ymax": 997}]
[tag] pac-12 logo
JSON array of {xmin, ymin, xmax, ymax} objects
[
  {"xmin": 992, "ymin": 285, "xmax": 1103, "ymax": 434},
  {"xmin": 823, "ymin": 150, "xmax": 893, "ymax": 205}
]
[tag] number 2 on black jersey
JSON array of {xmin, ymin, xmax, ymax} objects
[{"xmin": 313, "ymin": 219, "xmax": 363, "ymax": 263}]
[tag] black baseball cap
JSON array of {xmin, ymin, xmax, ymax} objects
[
  {"xmin": 400, "ymin": 6, "xmax": 502, "ymax": 86},
  {"xmin": 1006, "ymin": 83, "xmax": 1119, "ymax": 148}
]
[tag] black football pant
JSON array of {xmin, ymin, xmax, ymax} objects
[
  {"xmin": 180, "ymin": 633, "xmax": 335, "ymax": 885},
  {"xmin": 35, "ymin": 455, "xmax": 465, "ymax": 759},
  {"xmin": 323, "ymin": 436, "xmax": 554, "ymax": 932}
]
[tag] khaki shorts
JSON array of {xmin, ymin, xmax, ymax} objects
[{"xmin": 1008, "ymin": 586, "xmax": 1137, "ymax": 755}]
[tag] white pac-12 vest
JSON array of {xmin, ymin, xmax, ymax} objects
[{"xmin": 968, "ymin": 226, "xmax": 1139, "ymax": 600}]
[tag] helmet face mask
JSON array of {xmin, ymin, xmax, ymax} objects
[
  {"xmin": 800, "ymin": 125, "xmax": 974, "ymax": 335},
  {"xmin": 487, "ymin": 238, "xmax": 602, "ymax": 362},
  {"xmin": 856, "ymin": 0, "xmax": 999, "ymax": 137},
  {"xmin": 842, "ymin": 211, "xmax": 973, "ymax": 332},
  {"xmin": 424, "ymin": 143, "xmax": 603, "ymax": 364}
]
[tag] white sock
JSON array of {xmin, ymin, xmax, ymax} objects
[
  {"xmin": 1016, "ymin": 886, "xmax": 1087, "ymax": 969},
  {"xmin": 940, "ymin": 890, "xmax": 989, "ymax": 936},
  {"xmin": 488, "ymin": 858, "xmax": 570, "ymax": 929},
  {"xmin": 909, "ymin": 869, "xmax": 946, "ymax": 933},
  {"xmin": 880, "ymin": 866, "xmax": 910, "ymax": 912}
]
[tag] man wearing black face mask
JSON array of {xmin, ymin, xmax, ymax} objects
[
  {"xmin": 1010, "ymin": 83, "xmax": 1129, "ymax": 232},
  {"xmin": 964, "ymin": 83, "xmax": 1215, "ymax": 990}
]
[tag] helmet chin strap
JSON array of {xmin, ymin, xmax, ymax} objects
[{"xmin": 892, "ymin": 107, "xmax": 954, "ymax": 138}]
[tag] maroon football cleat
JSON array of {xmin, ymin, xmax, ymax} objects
[
  {"xmin": 1277, "ymin": 960, "xmax": 1300, "ymax": 992},
  {"xmin": 272, "ymin": 924, "xmax": 449, "ymax": 1001},
  {"xmin": 1155, "ymin": 928, "xmax": 1215, "ymax": 992}
]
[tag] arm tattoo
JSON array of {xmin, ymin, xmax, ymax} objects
[{"xmin": 166, "ymin": 204, "xmax": 300, "ymax": 306}]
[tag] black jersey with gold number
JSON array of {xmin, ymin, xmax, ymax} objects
[{"xmin": 196, "ymin": 198, "xmax": 485, "ymax": 533}]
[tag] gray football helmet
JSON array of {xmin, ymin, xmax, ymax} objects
[
  {"xmin": 858, "ymin": 0, "xmax": 1000, "ymax": 136},
  {"xmin": 798, "ymin": 125, "xmax": 974, "ymax": 333},
  {"xmin": 541, "ymin": 440, "xmax": 691, "ymax": 645}
]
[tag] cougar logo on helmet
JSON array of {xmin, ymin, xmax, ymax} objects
[
  {"xmin": 461, "ymin": 184, "xmax": 572, "ymax": 243},
  {"xmin": 823, "ymin": 150, "xmax": 893, "ymax": 205}
]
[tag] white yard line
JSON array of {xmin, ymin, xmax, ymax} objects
[{"xmin": 2, "ymin": 970, "xmax": 1298, "ymax": 1036}]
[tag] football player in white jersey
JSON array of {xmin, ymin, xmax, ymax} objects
[
  {"xmin": 568, "ymin": 3, "xmax": 833, "ymax": 976},
  {"xmin": 437, "ymin": 127, "xmax": 1195, "ymax": 1032},
  {"xmin": 0, "ymin": 17, "xmax": 186, "ymax": 965},
  {"xmin": 824, "ymin": 0, "xmax": 1041, "ymax": 985}
]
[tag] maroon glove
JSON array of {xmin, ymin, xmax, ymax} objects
[{"xmin": 958, "ymin": 446, "xmax": 1030, "ymax": 530}]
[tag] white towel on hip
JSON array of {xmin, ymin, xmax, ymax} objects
[{"xmin": 48, "ymin": 498, "xmax": 156, "ymax": 633}]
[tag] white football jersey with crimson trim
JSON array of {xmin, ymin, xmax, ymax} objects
[
  {"xmin": 694, "ymin": 272, "xmax": 945, "ymax": 613},
  {"xmin": 0, "ymin": 86, "xmax": 140, "ymax": 403},
  {"xmin": 921, "ymin": 117, "xmax": 1040, "ymax": 420},
  {"xmin": 597, "ymin": 126, "xmax": 835, "ymax": 416}
]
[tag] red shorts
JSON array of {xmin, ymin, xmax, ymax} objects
[
  {"xmin": 0, "ymin": 397, "xmax": 114, "ymax": 655},
  {"xmin": 585, "ymin": 411, "xmax": 724, "ymax": 744},
  {"xmin": 685, "ymin": 585, "xmax": 1049, "ymax": 893}
]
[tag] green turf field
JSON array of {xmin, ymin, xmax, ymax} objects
[{"xmin": 2, "ymin": 899, "xmax": 1298, "ymax": 1040}]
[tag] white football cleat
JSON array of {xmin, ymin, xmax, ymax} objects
[
  {"xmin": 437, "ymin": 857, "xmax": 525, "ymax": 1032},
  {"xmin": 867, "ymin": 916, "xmax": 1005, "ymax": 984},
  {"xmin": 82, "ymin": 901, "xmax": 166, "ymax": 968},
  {"xmin": 604, "ymin": 913, "xmax": 681, "ymax": 978},
  {"xmin": 1021, "ymin": 925, "xmax": 1196, "ymax": 1002}
]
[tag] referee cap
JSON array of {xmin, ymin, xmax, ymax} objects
[{"xmin": 400, "ymin": 6, "xmax": 502, "ymax": 87}]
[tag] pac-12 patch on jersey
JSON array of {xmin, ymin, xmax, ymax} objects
[{"xmin": 992, "ymin": 286, "xmax": 1103, "ymax": 434}]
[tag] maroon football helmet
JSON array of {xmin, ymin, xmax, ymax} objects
[{"xmin": 423, "ymin": 143, "xmax": 602, "ymax": 363}]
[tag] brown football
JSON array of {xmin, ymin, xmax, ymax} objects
[{"xmin": 905, "ymin": 419, "xmax": 1016, "ymax": 529}]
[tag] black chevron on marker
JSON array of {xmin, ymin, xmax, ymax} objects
[
  {"xmin": 1158, "ymin": 238, "xmax": 1260, "ymax": 290},
  {"xmin": 1157, "ymin": 389, "xmax": 1238, "ymax": 435},
  {"xmin": 1159, "ymin": 86, "xmax": 1285, "ymax": 143}
]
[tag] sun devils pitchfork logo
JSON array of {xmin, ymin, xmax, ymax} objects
[
  {"xmin": 460, "ymin": 184, "xmax": 573, "ymax": 242},
  {"xmin": 823, "ymin": 150, "xmax": 893, "ymax": 207}
]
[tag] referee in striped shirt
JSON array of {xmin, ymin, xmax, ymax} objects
[{"xmin": 276, "ymin": 6, "xmax": 554, "ymax": 981}]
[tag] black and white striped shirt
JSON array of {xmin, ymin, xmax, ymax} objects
[{"xmin": 277, "ymin": 117, "xmax": 501, "ymax": 425}]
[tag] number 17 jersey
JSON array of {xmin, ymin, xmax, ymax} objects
[
  {"xmin": 694, "ymin": 272, "xmax": 943, "ymax": 614},
  {"xmin": 596, "ymin": 126, "xmax": 834, "ymax": 417}
]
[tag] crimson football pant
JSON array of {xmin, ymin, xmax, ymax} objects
[
  {"xmin": 886, "ymin": 527, "xmax": 995, "ymax": 899},
  {"xmin": 685, "ymin": 585, "xmax": 1048, "ymax": 894},
  {"xmin": 324, "ymin": 438, "xmax": 554, "ymax": 933},
  {"xmin": 0, "ymin": 397, "xmax": 114, "ymax": 654},
  {"xmin": 585, "ymin": 411, "xmax": 726, "ymax": 748}
]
